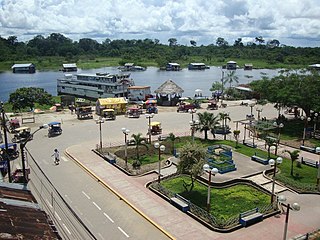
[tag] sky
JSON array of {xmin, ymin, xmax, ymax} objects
[{"xmin": 0, "ymin": 0, "xmax": 319, "ymax": 47}]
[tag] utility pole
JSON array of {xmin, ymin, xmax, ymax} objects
[{"xmin": 1, "ymin": 102, "xmax": 11, "ymax": 182}]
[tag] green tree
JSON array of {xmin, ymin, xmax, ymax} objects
[
  {"xmin": 177, "ymin": 142, "xmax": 206, "ymax": 192},
  {"xmin": 233, "ymin": 130, "xmax": 241, "ymax": 147},
  {"xmin": 216, "ymin": 37, "xmax": 228, "ymax": 47},
  {"xmin": 219, "ymin": 112, "xmax": 231, "ymax": 140},
  {"xmin": 255, "ymin": 36, "xmax": 265, "ymax": 45},
  {"xmin": 284, "ymin": 150, "xmax": 300, "ymax": 176},
  {"xmin": 265, "ymin": 137, "xmax": 278, "ymax": 159},
  {"xmin": 210, "ymin": 81, "xmax": 222, "ymax": 92},
  {"xmin": 190, "ymin": 40, "xmax": 197, "ymax": 47},
  {"xmin": 224, "ymin": 70, "xmax": 239, "ymax": 89},
  {"xmin": 168, "ymin": 133, "xmax": 179, "ymax": 154},
  {"xmin": 129, "ymin": 133, "xmax": 148, "ymax": 162},
  {"xmin": 9, "ymin": 87, "xmax": 53, "ymax": 111},
  {"xmin": 168, "ymin": 38, "xmax": 178, "ymax": 47},
  {"xmin": 196, "ymin": 111, "xmax": 219, "ymax": 140}
]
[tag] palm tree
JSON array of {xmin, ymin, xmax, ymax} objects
[
  {"xmin": 129, "ymin": 133, "xmax": 148, "ymax": 162},
  {"xmin": 265, "ymin": 137, "xmax": 278, "ymax": 159},
  {"xmin": 224, "ymin": 70, "xmax": 239, "ymax": 89},
  {"xmin": 177, "ymin": 142, "xmax": 207, "ymax": 192},
  {"xmin": 168, "ymin": 132, "xmax": 179, "ymax": 154},
  {"xmin": 219, "ymin": 112, "xmax": 231, "ymax": 140},
  {"xmin": 284, "ymin": 150, "xmax": 300, "ymax": 176},
  {"xmin": 233, "ymin": 130, "xmax": 240, "ymax": 147},
  {"xmin": 196, "ymin": 111, "xmax": 219, "ymax": 140}
]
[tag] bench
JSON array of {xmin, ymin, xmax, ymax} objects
[
  {"xmin": 239, "ymin": 208, "xmax": 263, "ymax": 227},
  {"xmin": 251, "ymin": 155, "xmax": 269, "ymax": 165},
  {"xmin": 21, "ymin": 114, "xmax": 35, "ymax": 124},
  {"xmin": 300, "ymin": 145, "xmax": 316, "ymax": 153},
  {"xmin": 243, "ymin": 141, "xmax": 257, "ymax": 148},
  {"xmin": 301, "ymin": 157, "xmax": 319, "ymax": 168},
  {"xmin": 170, "ymin": 194, "xmax": 190, "ymax": 213}
]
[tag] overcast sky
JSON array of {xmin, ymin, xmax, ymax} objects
[{"xmin": 0, "ymin": 0, "xmax": 319, "ymax": 47}]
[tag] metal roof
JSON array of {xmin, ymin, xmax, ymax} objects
[
  {"xmin": 63, "ymin": 63, "xmax": 77, "ymax": 68},
  {"xmin": 11, "ymin": 63, "xmax": 34, "ymax": 68}
]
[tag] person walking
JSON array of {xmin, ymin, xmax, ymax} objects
[{"xmin": 52, "ymin": 149, "xmax": 60, "ymax": 165}]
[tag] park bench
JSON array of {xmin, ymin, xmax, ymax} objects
[
  {"xmin": 301, "ymin": 157, "xmax": 319, "ymax": 168},
  {"xmin": 170, "ymin": 194, "xmax": 190, "ymax": 213},
  {"xmin": 21, "ymin": 114, "xmax": 35, "ymax": 124},
  {"xmin": 239, "ymin": 208, "xmax": 263, "ymax": 227},
  {"xmin": 299, "ymin": 145, "xmax": 316, "ymax": 153},
  {"xmin": 251, "ymin": 155, "xmax": 269, "ymax": 165},
  {"xmin": 243, "ymin": 141, "xmax": 257, "ymax": 148}
]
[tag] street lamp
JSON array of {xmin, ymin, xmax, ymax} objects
[
  {"xmin": 189, "ymin": 109, "xmax": 199, "ymax": 142},
  {"xmin": 121, "ymin": 128, "xmax": 130, "ymax": 168},
  {"xmin": 269, "ymin": 157, "xmax": 283, "ymax": 203},
  {"xmin": 249, "ymin": 103, "xmax": 255, "ymax": 124},
  {"xmin": 278, "ymin": 195, "xmax": 300, "ymax": 240},
  {"xmin": 273, "ymin": 122, "xmax": 284, "ymax": 155},
  {"xmin": 315, "ymin": 147, "xmax": 320, "ymax": 191},
  {"xmin": 154, "ymin": 142, "xmax": 165, "ymax": 183},
  {"xmin": 203, "ymin": 163, "xmax": 219, "ymax": 212},
  {"xmin": 1, "ymin": 102, "xmax": 11, "ymax": 182},
  {"xmin": 20, "ymin": 124, "xmax": 48, "ymax": 184},
  {"xmin": 145, "ymin": 113, "xmax": 154, "ymax": 144},
  {"xmin": 313, "ymin": 112, "xmax": 318, "ymax": 136},
  {"xmin": 300, "ymin": 116, "xmax": 311, "ymax": 145},
  {"xmin": 95, "ymin": 117, "xmax": 105, "ymax": 150},
  {"xmin": 256, "ymin": 107, "xmax": 263, "ymax": 121}
]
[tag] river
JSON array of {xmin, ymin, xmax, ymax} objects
[{"xmin": 0, "ymin": 66, "xmax": 280, "ymax": 102}]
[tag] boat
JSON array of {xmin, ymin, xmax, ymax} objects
[
  {"xmin": 57, "ymin": 72, "xmax": 135, "ymax": 100},
  {"xmin": 118, "ymin": 63, "xmax": 146, "ymax": 71}
]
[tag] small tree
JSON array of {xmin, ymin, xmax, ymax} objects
[
  {"xmin": 196, "ymin": 111, "xmax": 219, "ymax": 140},
  {"xmin": 168, "ymin": 133, "xmax": 179, "ymax": 154},
  {"xmin": 219, "ymin": 112, "xmax": 231, "ymax": 140},
  {"xmin": 129, "ymin": 133, "xmax": 148, "ymax": 165},
  {"xmin": 233, "ymin": 130, "xmax": 240, "ymax": 147},
  {"xmin": 265, "ymin": 136, "xmax": 277, "ymax": 159},
  {"xmin": 284, "ymin": 150, "xmax": 300, "ymax": 176},
  {"xmin": 177, "ymin": 142, "xmax": 206, "ymax": 192}
]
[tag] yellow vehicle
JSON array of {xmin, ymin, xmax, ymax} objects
[
  {"xmin": 149, "ymin": 121, "xmax": 162, "ymax": 135},
  {"xmin": 12, "ymin": 126, "xmax": 32, "ymax": 143},
  {"xmin": 103, "ymin": 109, "xmax": 116, "ymax": 120}
]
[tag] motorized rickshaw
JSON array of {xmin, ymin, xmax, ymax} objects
[
  {"xmin": 48, "ymin": 122, "xmax": 62, "ymax": 138},
  {"xmin": 0, "ymin": 143, "xmax": 19, "ymax": 160},
  {"xmin": 150, "ymin": 121, "xmax": 162, "ymax": 135},
  {"xmin": 103, "ymin": 109, "xmax": 116, "ymax": 120},
  {"xmin": 146, "ymin": 105, "xmax": 158, "ymax": 114},
  {"xmin": 126, "ymin": 107, "xmax": 141, "ymax": 118},
  {"xmin": 12, "ymin": 127, "xmax": 32, "ymax": 143},
  {"xmin": 12, "ymin": 165, "xmax": 30, "ymax": 183},
  {"xmin": 76, "ymin": 106, "xmax": 93, "ymax": 119},
  {"xmin": 9, "ymin": 118, "xmax": 20, "ymax": 133},
  {"xmin": 177, "ymin": 102, "xmax": 196, "ymax": 113},
  {"xmin": 207, "ymin": 99, "xmax": 218, "ymax": 110}
]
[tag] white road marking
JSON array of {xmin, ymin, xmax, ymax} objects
[
  {"xmin": 45, "ymin": 199, "xmax": 53, "ymax": 208},
  {"xmin": 64, "ymin": 194, "xmax": 72, "ymax": 203},
  {"xmin": 63, "ymin": 223, "xmax": 71, "ymax": 235},
  {"xmin": 93, "ymin": 201, "xmax": 101, "ymax": 210},
  {"xmin": 118, "ymin": 226, "xmax": 129, "ymax": 238},
  {"xmin": 74, "ymin": 206, "xmax": 83, "ymax": 215},
  {"xmin": 55, "ymin": 211, "xmax": 61, "ymax": 221},
  {"xmin": 61, "ymin": 156, "xmax": 68, "ymax": 162},
  {"xmin": 103, "ymin": 212, "xmax": 114, "ymax": 223},
  {"xmin": 82, "ymin": 191, "xmax": 90, "ymax": 199}
]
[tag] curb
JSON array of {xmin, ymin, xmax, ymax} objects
[{"xmin": 65, "ymin": 147, "xmax": 175, "ymax": 240}]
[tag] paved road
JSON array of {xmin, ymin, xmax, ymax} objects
[{"xmin": 7, "ymin": 100, "xmax": 320, "ymax": 240}]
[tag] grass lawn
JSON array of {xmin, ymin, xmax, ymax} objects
[{"xmin": 161, "ymin": 175, "xmax": 270, "ymax": 219}]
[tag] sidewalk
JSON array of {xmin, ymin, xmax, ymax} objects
[{"xmin": 66, "ymin": 144, "xmax": 320, "ymax": 240}]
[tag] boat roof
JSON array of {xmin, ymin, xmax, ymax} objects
[
  {"xmin": 63, "ymin": 63, "xmax": 77, "ymax": 68},
  {"xmin": 168, "ymin": 63, "xmax": 180, "ymax": 66},
  {"xmin": 189, "ymin": 63, "xmax": 205, "ymax": 65},
  {"xmin": 11, "ymin": 63, "xmax": 34, "ymax": 68}
]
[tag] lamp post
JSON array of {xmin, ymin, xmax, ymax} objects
[
  {"xmin": 273, "ymin": 122, "xmax": 284, "ymax": 155},
  {"xmin": 269, "ymin": 157, "xmax": 283, "ymax": 203},
  {"xmin": 315, "ymin": 147, "xmax": 320, "ymax": 191},
  {"xmin": 145, "ymin": 113, "xmax": 154, "ymax": 144},
  {"xmin": 301, "ymin": 116, "xmax": 311, "ymax": 145},
  {"xmin": 256, "ymin": 107, "xmax": 263, "ymax": 121},
  {"xmin": 313, "ymin": 112, "xmax": 318, "ymax": 136},
  {"xmin": 189, "ymin": 109, "xmax": 199, "ymax": 142},
  {"xmin": 121, "ymin": 128, "xmax": 130, "ymax": 168},
  {"xmin": 278, "ymin": 195, "xmax": 300, "ymax": 240},
  {"xmin": 96, "ymin": 117, "xmax": 105, "ymax": 150},
  {"xmin": 20, "ymin": 124, "xmax": 48, "ymax": 184},
  {"xmin": 203, "ymin": 164, "xmax": 219, "ymax": 212},
  {"xmin": 249, "ymin": 103, "xmax": 255, "ymax": 124},
  {"xmin": 0, "ymin": 102, "xmax": 11, "ymax": 182},
  {"xmin": 154, "ymin": 142, "xmax": 165, "ymax": 183}
]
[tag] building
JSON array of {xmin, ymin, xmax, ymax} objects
[
  {"xmin": 166, "ymin": 63, "xmax": 181, "ymax": 71},
  {"xmin": 154, "ymin": 79, "xmax": 184, "ymax": 106},
  {"xmin": 128, "ymin": 86, "xmax": 152, "ymax": 102},
  {"xmin": 62, "ymin": 63, "xmax": 77, "ymax": 72},
  {"xmin": 188, "ymin": 63, "xmax": 207, "ymax": 70},
  {"xmin": 244, "ymin": 63, "xmax": 253, "ymax": 70},
  {"xmin": 11, "ymin": 63, "xmax": 36, "ymax": 73},
  {"xmin": 96, "ymin": 97, "xmax": 128, "ymax": 115},
  {"xmin": 57, "ymin": 72, "xmax": 134, "ymax": 100},
  {"xmin": 226, "ymin": 61, "xmax": 237, "ymax": 70}
]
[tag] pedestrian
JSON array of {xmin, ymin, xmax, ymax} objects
[{"xmin": 51, "ymin": 149, "xmax": 60, "ymax": 165}]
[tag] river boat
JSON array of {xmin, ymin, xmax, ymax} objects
[
  {"xmin": 57, "ymin": 72, "xmax": 135, "ymax": 100},
  {"xmin": 118, "ymin": 63, "xmax": 146, "ymax": 71}
]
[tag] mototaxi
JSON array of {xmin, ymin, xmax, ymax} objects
[
  {"xmin": 12, "ymin": 126, "xmax": 32, "ymax": 143},
  {"xmin": 48, "ymin": 122, "xmax": 62, "ymax": 137}
]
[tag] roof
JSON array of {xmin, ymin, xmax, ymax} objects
[
  {"xmin": 167, "ymin": 63, "xmax": 180, "ymax": 66},
  {"xmin": 150, "ymin": 121, "xmax": 161, "ymax": 126},
  {"xmin": 0, "ymin": 183, "xmax": 60, "ymax": 239},
  {"xmin": 154, "ymin": 79, "xmax": 184, "ymax": 95},
  {"xmin": 97, "ymin": 97, "xmax": 128, "ymax": 105},
  {"xmin": 15, "ymin": 126, "xmax": 30, "ymax": 131},
  {"xmin": 309, "ymin": 64, "xmax": 320, "ymax": 68},
  {"xmin": 128, "ymin": 86, "xmax": 150, "ymax": 89},
  {"xmin": 189, "ymin": 63, "xmax": 205, "ymax": 66},
  {"xmin": 124, "ymin": 63, "xmax": 134, "ymax": 66},
  {"xmin": 63, "ymin": 63, "xmax": 77, "ymax": 68},
  {"xmin": 227, "ymin": 61, "xmax": 237, "ymax": 64},
  {"xmin": 48, "ymin": 121, "xmax": 61, "ymax": 125},
  {"xmin": 11, "ymin": 63, "xmax": 34, "ymax": 68},
  {"xmin": 235, "ymin": 86, "xmax": 252, "ymax": 92}
]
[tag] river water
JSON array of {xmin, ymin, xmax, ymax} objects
[{"xmin": 0, "ymin": 66, "xmax": 280, "ymax": 102}]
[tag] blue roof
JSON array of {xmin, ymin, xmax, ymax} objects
[
  {"xmin": 48, "ymin": 121, "xmax": 61, "ymax": 125},
  {"xmin": 0, "ymin": 143, "xmax": 17, "ymax": 149}
]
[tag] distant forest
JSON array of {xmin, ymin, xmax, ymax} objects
[{"xmin": 0, "ymin": 33, "xmax": 319, "ymax": 68}]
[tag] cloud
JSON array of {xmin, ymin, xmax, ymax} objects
[{"xmin": 0, "ymin": 0, "xmax": 319, "ymax": 47}]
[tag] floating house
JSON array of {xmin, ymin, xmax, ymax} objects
[
  {"xmin": 308, "ymin": 64, "xmax": 320, "ymax": 70},
  {"xmin": 188, "ymin": 63, "xmax": 207, "ymax": 70},
  {"xmin": 127, "ymin": 86, "xmax": 152, "ymax": 102},
  {"xmin": 244, "ymin": 63, "xmax": 253, "ymax": 70},
  {"xmin": 11, "ymin": 63, "xmax": 36, "ymax": 73},
  {"xmin": 166, "ymin": 63, "xmax": 181, "ymax": 71},
  {"xmin": 154, "ymin": 79, "xmax": 184, "ymax": 106},
  {"xmin": 95, "ymin": 97, "xmax": 128, "ymax": 115},
  {"xmin": 226, "ymin": 61, "xmax": 237, "ymax": 70},
  {"xmin": 118, "ymin": 63, "xmax": 146, "ymax": 71},
  {"xmin": 62, "ymin": 63, "xmax": 77, "ymax": 72}
]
